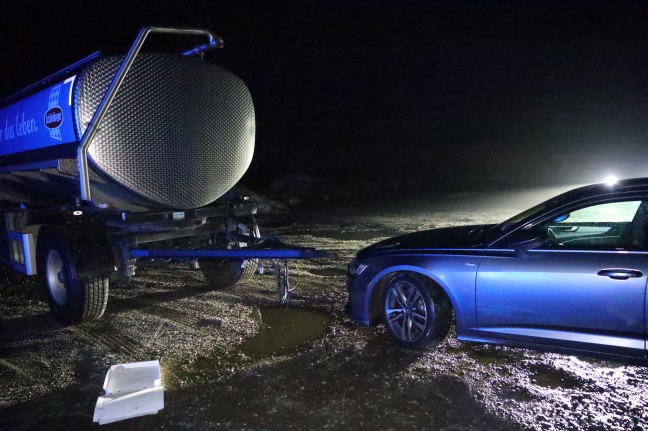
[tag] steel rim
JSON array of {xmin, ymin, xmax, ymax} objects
[
  {"xmin": 46, "ymin": 250, "xmax": 67, "ymax": 306},
  {"xmin": 385, "ymin": 279, "xmax": 428, "ymax": 342}
]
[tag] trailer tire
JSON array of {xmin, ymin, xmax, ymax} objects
[
  {"xmin": 200, "ymin": 217, "xmax": 260, "ymax": 289},
  {"xmin": 37, "ymin": 226, "xmax": 111, "ymax": 324},
  {"xmin": 200, "ymin": 259, "xmax": 256, "ymax": 289}
]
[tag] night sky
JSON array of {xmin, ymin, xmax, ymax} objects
[{"xmin": 1, "ymin": 1, "xmax": 647, "ymax": 197}]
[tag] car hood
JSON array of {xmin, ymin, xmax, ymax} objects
[{"xmin": 356, "ymin": 224, "xmax": 490, "ymax": 259}]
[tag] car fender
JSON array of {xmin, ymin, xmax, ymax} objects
[{"xmin": 364, "ymin": 264, "xmax": 470, "ymax": 331}]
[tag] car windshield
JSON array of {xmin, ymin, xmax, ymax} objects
[
  {"xmin": 483, "ymin": 186, "xmax": 582, "ymax": 239},
  {"xmin": 470, "ymin": 201, "xmax": 555, "ymax": 246},
  {"xmin": 469, "ymin": 184, "xmax": 595, "ymax": 245},
  {"xmin": 467, "ymin": 203, "xmax": 548, "ymax": 245}
]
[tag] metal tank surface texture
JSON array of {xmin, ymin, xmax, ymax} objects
[{"xmin": 0, "ymin": 53, "xmax": 256, "ymax": 210}]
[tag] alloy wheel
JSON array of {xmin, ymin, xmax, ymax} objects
[{"xmin": 385, "ymin": 279, "xmax": 429, "ymax": 342}]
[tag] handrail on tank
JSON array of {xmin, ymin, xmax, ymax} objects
[{"xmin": 77, "ymin": 26, "xmax": 224, "ymax": 204}]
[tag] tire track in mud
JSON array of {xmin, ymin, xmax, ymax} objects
[
  {"xmin": 75, "ymin": 326, "xmax": 149, "ymax": 361},
  {"xmin": 221, "ymin": 286, "xmax": 275, "ymax": 308},
  {"xmin": 0, "ymin": 358, "xmax": 32, "ymax": 382},
  {"xmin": 142, "ymin": 305, "xmax": 204, "ymax": 333}
]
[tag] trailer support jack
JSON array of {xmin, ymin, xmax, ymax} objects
[{"xmin": 274, "ymin": 259, "xmax": 291, "ymax": 305}]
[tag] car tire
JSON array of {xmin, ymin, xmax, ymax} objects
[
  {"xmin": 383, "ymin": 273, "xmax": 451, "ymax": 349},
  {"xmin": 200, "ymin": 259, "xmax": 256, "ymax": 289},
  {"xmin": 37, "ymin": 226, "xmax": 111, "ymax": 325}
]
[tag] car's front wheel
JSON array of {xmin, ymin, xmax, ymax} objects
[{"xmin": 383, "ymin": 273, "xmax": 451, "ymax": 349}]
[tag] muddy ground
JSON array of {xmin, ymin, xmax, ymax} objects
[{"xmin": 1, "ymin": 201, "xmax": 647, "ymax": 430}]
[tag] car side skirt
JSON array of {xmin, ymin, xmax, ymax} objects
[{"xmin": 458, "ymin": 332, "xmax": 647, "ymax": 361}]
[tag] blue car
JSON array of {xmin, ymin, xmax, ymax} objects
[{"xmin": 347, "ymin": 178, "xmax": 648, "ymax": 361}]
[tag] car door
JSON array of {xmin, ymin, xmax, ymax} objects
[{"xmin": 475, "ymin": 199, "xmax": 648, "ymax": 357}]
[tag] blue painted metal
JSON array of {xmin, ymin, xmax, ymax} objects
[
  {"xmin": 0, "ymin": 159, "xmax": 59, "ymax": 173},
  {"xmin": 0, "ymin": 77, "xmax": 78, "ymax": 157},
  {"xmin": 181, "ymin": 35, "xmax": 224, "ymax": 56},
  {"xmin": 130, "ymin": 248, "xmax": 333, "ymax": 260},
  {"xmin": 476, "ymin": 249, "xmax": 646, "ymax": 355}
]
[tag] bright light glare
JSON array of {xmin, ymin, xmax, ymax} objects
[{"xmin": 603, "ymin": 175, "xmax": 618, "ymax": 186}]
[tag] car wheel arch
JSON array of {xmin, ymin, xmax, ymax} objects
[{"xmin": 366, "ymin": 266, "xmax": 459, "ymax": 327}]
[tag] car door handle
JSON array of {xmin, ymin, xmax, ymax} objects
[
  {"xmin": 556, "ymin": 226, "xmax": 579, "ymax": 232},
  {"xmin": 597, "ymin": 269, "xmax": 644, "ymax": 280}
]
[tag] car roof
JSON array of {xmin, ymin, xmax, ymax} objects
[
  {"xmin": 544, "ymin": 177, "xmax": 648, "ymax": 210},
  {"xmin": 486, "ymin": 178, "xmax": 648, "ymax": 246}
]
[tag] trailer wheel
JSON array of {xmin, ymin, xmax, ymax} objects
[
  {"xmin": 37, "ymin": 226, "xmax": 111, "ymax": 324},
  {"xmin": 200, "ymin": 259, "xmax": 256, "ymax": 289},
  {"xmin": 201, "ymin": 217, "xmax": 259, "ymax": 289}
]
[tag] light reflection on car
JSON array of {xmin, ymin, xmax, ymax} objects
[{"xmin": 346, "ymin": 178, "xmax": 648, "ymax": 362}]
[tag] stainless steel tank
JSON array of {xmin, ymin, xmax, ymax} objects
[{"xmin": 0, "ymin": 53, "xmax": 255, "ymax": 210}]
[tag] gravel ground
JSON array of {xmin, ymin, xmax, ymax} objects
[{"xmin": 1, "ymin": 203, "xmax": 647, "ymax": 430}]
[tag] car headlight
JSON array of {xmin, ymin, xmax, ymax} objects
[{"xmin": 348, "ymin": 259, "xmax": 368, "ymax": 275}]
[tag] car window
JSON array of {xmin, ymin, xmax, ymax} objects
[
  {"xmin": 560, "ymin": 201, "xmax": 641, "ymax": 223},
  {"xmin": 508, "ymin": 200, "xmax": 648, "ymax": 251},
  {"xmin": 546, "ymin": 200, "xmax": 643, "ymax": 250}
]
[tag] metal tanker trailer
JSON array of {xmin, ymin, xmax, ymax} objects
[
  {"xmin": 0, "ymin": 37, "xmax": 254, "ymax": 210},
  {"xmin": 0, "ymin": 27, "xmax": 330, "ymax": 324}
]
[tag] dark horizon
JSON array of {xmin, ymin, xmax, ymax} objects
[{"xmin": 2, "ymin": 1, "xmax": 647, "ymax": 197}]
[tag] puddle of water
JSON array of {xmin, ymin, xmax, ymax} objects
[
  {"xmin": 529, "ymin": 363, "xmax": 582, "ymax": 389},
  {"xmin": 466, "ymin": 346, "xmax": 513, "ymax": 365},
  {"xmin": 240, "ymin": 307, "xmax": 333, "ymax": 359}
]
